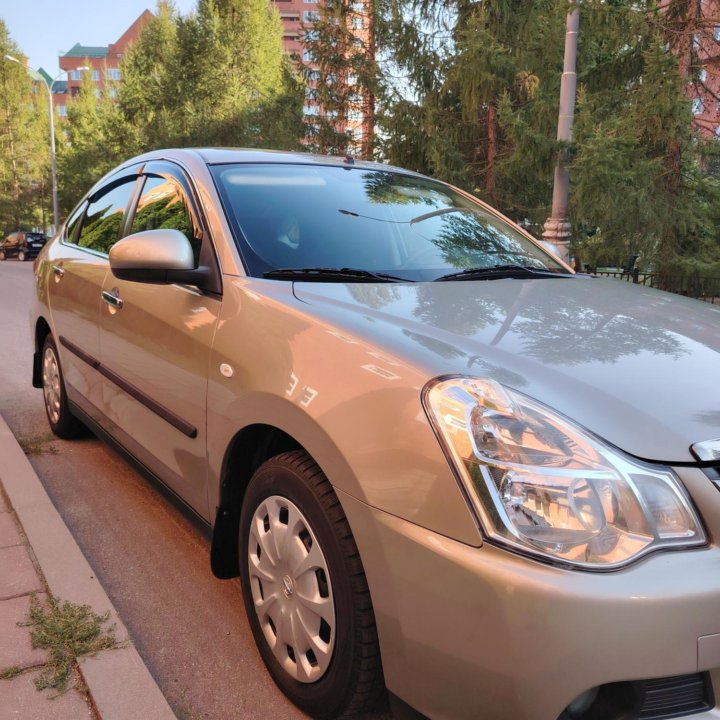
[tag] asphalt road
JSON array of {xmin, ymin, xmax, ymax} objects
[{"xmin": 0, "ymin": 259, "xmax": 388, "ymax": 720}]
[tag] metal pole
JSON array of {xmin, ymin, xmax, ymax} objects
[
  {"xmin": 45, "ymin": 79, "xmax": 59, "ymax": 231},
  {"xmin": 542, "ymin": 2, "xmax": 580, "ymax": 263}
]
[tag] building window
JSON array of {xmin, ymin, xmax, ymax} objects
[
  {"xmin": 307, "ymin": 69, "xmax": 320, "ymax": 83},
  {"xmin": 305, "ymin": 28, "xmax": 319, "ymax": 41},
  {"xmin": 714, "ymin": 26, "xmax": 720, "ymax": 42},
  {"xmin": 92, "ymin": 69, "xmax": 100, "ymax": 81},
  {"xmin": 303, "ymin": 49, "xmax": 313, "ymax": 62},
  {"xmin": 303, "ymin": 104, "xmax": 319, "ymax": 116},
  {"xmin": 107, "ymin": 87, "xmax": 118, "ymax": 99},
  {"xmin": 70, "ymin": 69, "xmax": 83, "ymax": 80},
  {"xmin": 70, "ymin": 86, "xmax": 81, "ymax": 97},
  {"xmin": 304, "ymin": 10, "xmax": 319, "ymax": 22},
  {"xmin": 304, "ymin": 0, "xmax": 317, "ymax": 3},
  {"xmin": 351, "ymin": 16, "xmax": 364, "ymax": 29},
  {"xmin": 348, "ymin": 109, "xmax": 364, "ymax": 122},
  {"xmin": 107, "ymin": 68, "xmax": 121, "ymax": 81},
  {"xmin": 57, "ymin": 105, "xmax": 67, "ymax": 117},
  {"xmin": 692, "ymin": 97, "xmax": 704, "ymax": 115},
  {"xmin": 699, "ymin": 68, "xmax": 707, "ymax": 83}
]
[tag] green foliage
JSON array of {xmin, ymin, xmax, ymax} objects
[
  {"xmin": 0, "ymin": 21, "xmax": 51, "ymax": 234},
  {"xmin": 380, "ymin": 0, "xmax": 720, "ymax": 275},
  {"xmin": 57, "ymin": 71, "xmax": 137, "ymax": 215},
  {"xmin": 119, "ymin": 0, "xmax": 303, "ymax": 150}
]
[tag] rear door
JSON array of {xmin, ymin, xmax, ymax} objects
[
  {"xmin": 46, "ymin": 174, "xmax": 140, "ymax": 418},
  {"xmin": 98, "ymin": 162, "xmax": 222, "ymax": 518}
]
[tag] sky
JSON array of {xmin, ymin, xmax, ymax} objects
[{"xmin": 1, "ymin": 0, "xmax": 197, "ymax": 78}]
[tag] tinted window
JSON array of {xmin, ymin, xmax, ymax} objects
[
  {"xmin": 77, "ymin": 179, "xmax": 136, "ymax": 254},
  {"xmin": 212, "ymin": 164, "xmax": 565, "ymax": 281},
  {"xmin": 65, "ymin": 205, "xmax": 85, "ymax": 244},
  {"xmin": 131, "ymin": 175, "xmax": 200, "ymax": 264}
]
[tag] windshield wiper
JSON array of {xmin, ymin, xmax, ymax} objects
[
  {"xmin": 435, "ymin": 264, "xmax": 573, "ymax": 282},
  {"xmin": 263, "ymin": 267, "xmax": 412, "ymax": 283}
]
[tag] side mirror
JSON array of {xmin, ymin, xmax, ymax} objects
[{"xmin": 109, "ymin": 229, "xmax": 209, "ymax": 286}]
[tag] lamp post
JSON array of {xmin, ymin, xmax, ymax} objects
[
  {"xmin": 4, "ymin": 55, "xmax": 88, "ymax": 233},
  {"xmin": 542, "ymin": 2, "xmax": 580, "ymax": 264}
]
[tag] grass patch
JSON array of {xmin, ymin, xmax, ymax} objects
[
  {"xmin": 17, "ymin": 432, "xmax": 58, "ymax": 456},
  {"xmin": 0, "ymin": 665, "xmax": 22, "ymax": 680},
  {"xmin": 24, "ymin": 595, "xmax": 117, "ymax": 692}
]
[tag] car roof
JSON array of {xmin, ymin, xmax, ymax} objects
[{"xmin": 115, "ymin": 147, "xmax": 428, "ymax": 179}]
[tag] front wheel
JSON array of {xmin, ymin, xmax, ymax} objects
[
  {"xmin": 17, "ymin": 250, "xmax": 26, "ymax": 262},
  {"xmin": 41, "ymin": 335, "xmax": 85, "ymax": 439},
  {"xmin": 239, "ymin": 451, "xmax": 384, "ymax": 718}
]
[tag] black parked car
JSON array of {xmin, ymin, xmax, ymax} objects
[{"xmin": 0, "ymin": 231, "xmax": 48, "ymax": 261}]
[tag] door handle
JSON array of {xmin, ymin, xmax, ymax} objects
[
  {"xmin": 52, "ymin": 265, "xmax": 65, "ymax": 278},
  {"xmin": 101, "ymin": 289, "xmax": 124, "ymax": 310}
]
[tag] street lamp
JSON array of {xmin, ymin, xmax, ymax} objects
[{"xmin": 4, "ymin": 55, "xmax": 89, "ymax": 233}]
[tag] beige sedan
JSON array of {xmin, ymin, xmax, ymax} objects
[{"xmin": 31, "ymin": 149, "xmax": 720, "ymax": 720}]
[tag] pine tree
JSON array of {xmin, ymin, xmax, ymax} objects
[
  {"xmin": 118, "ymin": 0, "xmax": 180, "ymax": 148},
  {"xmin": 302, "ymin": 0, "xmax": 379, "ymax": 158},
  {"xmin": 380, "ymin": 0, "xmax": 720, "ymax": 277}
]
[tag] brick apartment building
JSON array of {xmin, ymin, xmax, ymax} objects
[
  {"xmin": 42, "ymin": 10, "xmax": 152, "ymax": 118},
  {"xmin": 686, "ymin": 0, "xmax": 720, "ymax": 137}
]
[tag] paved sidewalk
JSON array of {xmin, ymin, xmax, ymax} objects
[{"xmin": 0, "ymin": 413, "xmax": 177, "ymax": 720}]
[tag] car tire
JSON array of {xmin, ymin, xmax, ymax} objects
[
  {"xmin": 41, "ymin": 335, "xmax": 86, "ymax": 439},
  {"xmin": 18, "ymin": 250, "xmax": 26, "ymax": 262},
  {"xmin": 239, "ymin": 450, "xmax": 385, "ymax": 719}
]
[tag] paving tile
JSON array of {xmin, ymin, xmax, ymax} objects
[
  {"xmin": 0, "ymin": 512, "xmax": 22, "ymax": 548},
  {"xmin": 0, "ymin": 669, "xmax": 94, "ymax": 720},
  {"xmin": 0, "ymin": 546, "xmax": 43, "ymax": 600},
  {"xmin": 0, "ymin": 594, "xmax": 49, "ymax": 670}
]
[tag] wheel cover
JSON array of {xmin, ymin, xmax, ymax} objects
[
  {"xmin": 42, "ymin": 346, "xmax": 62, "ymax": 425},
  {"xmin": 248, "ymin": 495, "xmax": 336, "ymax": 683}
]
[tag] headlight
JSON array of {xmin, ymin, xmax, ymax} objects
[{"xmin": 423, "ymin": 376, "xmax": 706, "ymax": 569}]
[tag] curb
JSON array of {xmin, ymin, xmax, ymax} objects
[{"xmin": 0, "ymin": 413, "xmax": 176, "ymax": 720}]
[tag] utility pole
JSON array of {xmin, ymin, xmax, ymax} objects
[{"xmin": 542, "ymin": 2, "xmax": 580, "ymax": 264}]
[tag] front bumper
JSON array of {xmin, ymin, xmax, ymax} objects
[{"xmin": 337, "ymin": 466, "xmax": 720, "ymax": 720}]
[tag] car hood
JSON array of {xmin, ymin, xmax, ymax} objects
[{"xmin": 293, "ymin": 277, "xmax": 720, "ymax": 463}]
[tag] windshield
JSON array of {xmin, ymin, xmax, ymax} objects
[{"xmin": 211, "ymin": 163, "xmax": 568, "ymax": 281}]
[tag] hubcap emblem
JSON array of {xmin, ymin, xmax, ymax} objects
[{"xmin": 282, "ymin": 575, "xmax": 294, "ymax": 597}]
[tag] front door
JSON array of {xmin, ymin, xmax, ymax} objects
[{"xmin": 98, "ymin": 168, "xmax": 221, "ymax": 519}]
